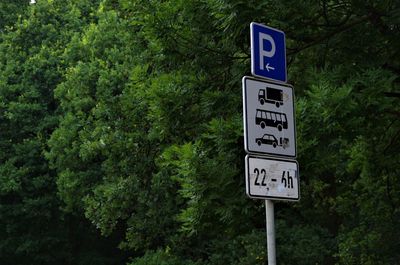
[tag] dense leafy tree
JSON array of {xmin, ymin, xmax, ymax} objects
[
  {"xmin": 0, "ymin": 0, "xmax": 27, "ymax": 32},
  {"xmin": 0, "ymin": 1, "xmax": 126, "ymax": 264},
  {"xmin": 1, "ymin": 0, "xmax": 399, "ymax": 264}
]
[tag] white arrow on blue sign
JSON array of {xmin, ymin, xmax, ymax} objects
[{"xmin": 250, "ymin": 22, "xmax": 287, "ymax": 83}]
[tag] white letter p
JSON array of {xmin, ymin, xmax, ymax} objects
[{"xmin": 259, "ymin": 33, "xmax": 276, "ymax": 70}]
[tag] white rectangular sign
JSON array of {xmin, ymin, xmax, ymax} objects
[
  {"xmin": 243, "ymin": 76, "xmax": 296, "ymax": 157},
  {"xmin": 245, "ymin": 155, "xmax": 299, "ymax": 201}
]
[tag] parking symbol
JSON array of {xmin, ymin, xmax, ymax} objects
[{"xmin": 251, "ymin": 22, "xmax": 287, "ymax": 83}]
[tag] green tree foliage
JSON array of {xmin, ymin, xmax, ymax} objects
[
  {"xmin": 296, "ymin": 68, "xmax": 400, "ymax": 265},
  {"xmin": 1, "ymin": 0, "xmax": 399, "ymax": 264},
  {"xmin": 0, "ymin": 1, "xmax": 126, "ymax": 264},
  {"xmin": 0, "ymin": 0, "xmax": 27, "ymax": 31}
]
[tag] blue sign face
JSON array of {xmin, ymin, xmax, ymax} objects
[{"xmin": 251, "ymin": 22, "xmax": 286, "ymax": 83}]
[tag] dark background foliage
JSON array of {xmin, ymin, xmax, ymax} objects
[{"xmin": 0, "ymin": 0, "xmax": 399, "ymax": 264}]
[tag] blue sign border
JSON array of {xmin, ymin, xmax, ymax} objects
[{"xmin": 250, "ymin": 22, "xmax": 287, "ymax": 83}]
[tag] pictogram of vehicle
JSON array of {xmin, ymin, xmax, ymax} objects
[
  {"xmin": 258, "ymin": 87, "xmax": 283, "ymax": 108},
  {"xmin": 255, "ymin": 134, "xmax": 289, "ymax": 149},
  {"xmin": 255, "ymin": 109, "xmax": 288, "ymax": 131}
]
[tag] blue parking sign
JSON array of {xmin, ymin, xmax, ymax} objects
[{"xmin": 250, "ymin": 22, "xmax": 287, "ymax": 83}]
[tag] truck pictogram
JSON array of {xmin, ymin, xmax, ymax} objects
[{"xmin": 258, "ymin": 87, "xmax": 283, "ymax": 107}]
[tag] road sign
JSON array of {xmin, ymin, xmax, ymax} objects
[
  {"xmin": 242, "ymin": 76, "xmax": 296, "ymax": 157},
  {"xmin": 250, "ymin": 22, "xmax": 286, "ymax": 82},
  {"xmin": 245, "ymin": 155, "xmax": 299, "ymax": 201}
]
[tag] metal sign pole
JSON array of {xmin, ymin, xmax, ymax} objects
[
  {"xmin": 265, "ymin": 200, "xmax": 276, "ymax": 265},
  {"xmin": 245, "ymin": 22, "xmax": 298, "ymax": 265}
]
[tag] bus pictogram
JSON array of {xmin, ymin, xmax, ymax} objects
[{"xmin": 255, "ymin": 109, "xmax": 288, "ymax": 131}]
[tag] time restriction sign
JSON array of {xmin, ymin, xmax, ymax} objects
[{"xmin": 245, "ymin": 155, "xmax": 299, "ymax": 201}]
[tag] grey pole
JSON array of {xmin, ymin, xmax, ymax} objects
[{"xmin": 266, "ymin": 200, "xmax": 276, "ymax": 265}]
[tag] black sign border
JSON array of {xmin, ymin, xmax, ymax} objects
[
  {"xmin": 242, "ymin": 76, "xmax": 297, "ymax": 158},
  {"xmin": 245, "ymin": 154, "xmax": 300, "ymax": 201}
]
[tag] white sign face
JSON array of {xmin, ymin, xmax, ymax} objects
[
  {"xmin": 245, "ymin": 155, "xmax": 299, "ymax": 201},
  {"xmin": 242, "ymin": 76, "xmax": 296, "ymax": 157}
]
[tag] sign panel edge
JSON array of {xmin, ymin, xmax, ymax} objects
[
  {"xmin": 250, "ymin": 22, "xmax": 287, "ymax": 83},
  {"xmin": 242, "ymin": 76, "xmax": 297, "ymax": 158},
  {"xmin": 245, "ymin": 155, "xmax": 300, "ymax": 201}
]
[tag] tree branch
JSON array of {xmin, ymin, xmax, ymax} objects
[{"xmin": 287, "ymin": 14, "xmax": 370, "ymax": 55}]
